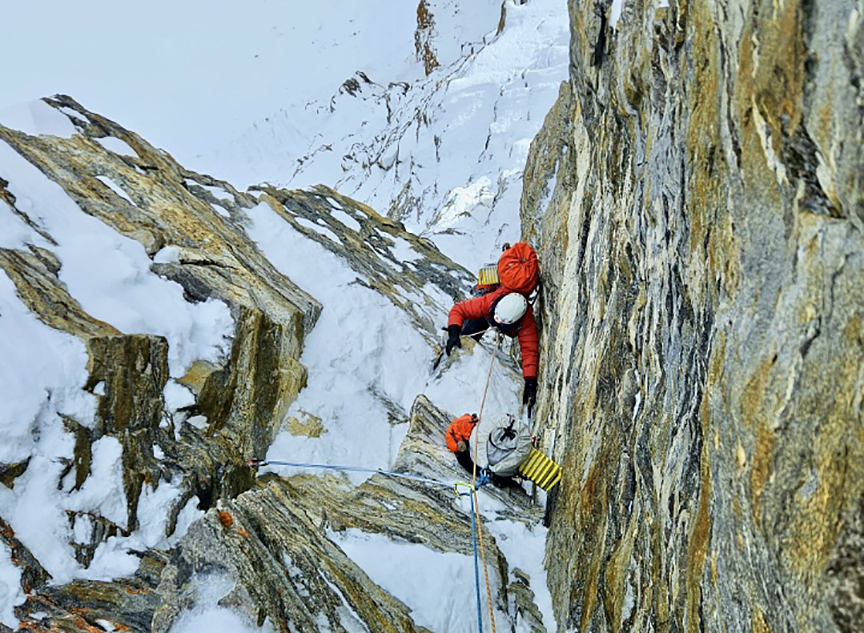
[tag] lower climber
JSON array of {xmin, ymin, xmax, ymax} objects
[
  {"xmin": 445, "ymin": 413, "xmax": 515, "ymax": 488},
  {"xmin": 445, "ymin": 413, "xmax": 478, "ymax": 475}
]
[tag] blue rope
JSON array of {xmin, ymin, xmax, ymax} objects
[
  {"xmin": 252, "ymin": 459, "xmax": 454, "ymax": 488},
  {"xmin": 468, "ymin": 492, "xmax": 484, "ymax": 633}
]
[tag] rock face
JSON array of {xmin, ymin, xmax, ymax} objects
[
  {"xmin": 1, "ymin": 95, "xmax": 321, "ymax": 545},
  {"xmin": 4, "ymin": 0, "xmax": 863, "ymax": 629},
  {"xmin": 522, "ymin": 0, "xmax": 864, "ymax": 631}
]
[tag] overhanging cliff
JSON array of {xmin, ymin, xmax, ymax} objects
[{"xmin": 523, "ymin": 0, "xmax": 863, "ymax": 631}]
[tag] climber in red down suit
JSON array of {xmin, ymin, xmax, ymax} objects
[
  {"xmin": 444, "ymin": 412, "xmax": 517, "ymax": 488},
  {"xmin": 445, "ymin": 288, "xmax": 538, "ymax": 415},
  {"xmin": 445, "ymin": 413, "xmax": 478, "ymax": 474}
]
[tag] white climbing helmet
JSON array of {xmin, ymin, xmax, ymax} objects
[{"xmin": 493, "ymin": 293, "xmax": 527, "ymax": 325}]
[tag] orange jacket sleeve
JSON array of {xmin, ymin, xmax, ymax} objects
[
  {"xmin": 517, "ymin": 307, "xmax": 539, "ymax": 378},
  {"xmin": 447, "ymin": 288, "xmax": 508, "ymax": 328},
  {"xmin": 448, "ymin": 295, "xmax": 488, "ymax": 328}
]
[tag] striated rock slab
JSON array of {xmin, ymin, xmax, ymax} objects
[
  {"xmin": 0, "ymin": 96, "xmax": 324, "ymax": 580},
  {"xmin": 1, "ymin": 95, "xmax": 320, "ymax": 333},
  {"xmin": 13, "ymin": 396, "xmax": 549, "ymax": 633},
  {"xmin": 255, "ymin": 184, "xmax": 477, "ymax": 347},
  {"xmin": 522, "ymin": 0, "xmax": 864, "ymax": 631}
]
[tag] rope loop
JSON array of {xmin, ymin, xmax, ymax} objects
[{"xmin": 475, "ymin": 468, "xmax": 491, "ymax": 489}]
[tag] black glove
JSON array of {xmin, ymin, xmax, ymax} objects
[
  {"xmin": 523, "ymin": 377, "xmax": 538, "ymax": 413},
  {"xmin": 445, "ymin": 325, "xmax": 462, "ymax": 356}
]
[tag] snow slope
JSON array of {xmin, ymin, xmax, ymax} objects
[
  {"xmin": 1, "ymin": 1, "xmax": 568, "ymax": 630},
  {"xmin": 205, "ymin": 0, "xmax": 570, "ymax": 270}
]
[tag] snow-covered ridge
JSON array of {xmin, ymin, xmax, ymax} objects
[{"xmin": 0, "ymin": 95, "xmax": 550, "ymax": 631}]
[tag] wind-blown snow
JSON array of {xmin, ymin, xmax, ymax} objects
[
  {"xmin": 332, "ymin": 528, "xmax": 484, "ymax": 633},
  {"xmin": 0, "ymin": 269, "xmax": 94, "ymax": 460},
  {"xmin": 95, "ymin": 175, "xmax": 135, "ymax": 204},
  {"xmin": 0, "ymin": 141, "xmax": 234, "ymax": 377},
  {"xmin": 0, "ymin": 542, "xmax": 22, "ymax": 626},
  {"xmin": 168, "ymin": 572, "xmax": 277, "ymax": 633},
  {"xmin": 488, "ymin": 518, "xmax": 553, "ymax": 629},
  {"xmin": 96, "ymin": 135, "xmax": 137, "ymax": 156}
]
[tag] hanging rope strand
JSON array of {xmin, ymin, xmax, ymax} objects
[
  {"xmin": 471, "ymin": 333, "xmax": 502, "ymax": 486},
  {"xmin": 469, "ymin": 492, "xmax": 484, "ymax": 633},
  {"xmin": 469, "ymin": 333, "xmax": 501, "ymax": 633},
  {"xmin": 473, "ymin": 489, "xmax": 497, "ymax": 633}
]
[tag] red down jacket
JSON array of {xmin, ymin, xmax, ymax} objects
[
  {"xmin": 445, "ymin": 414, "xmax": 476, "ymax": 452},
  {"xmin": 447, "ymin": 287, "xmax": 539, "ymax": 378}
]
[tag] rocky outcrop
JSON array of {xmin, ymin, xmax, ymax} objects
[
  {"xmin": 0, "ymin": 96, "xmax": 319, "ymax": 542},
  {"xmin": 11, "ymin": 396, "xmax": 547, "ymax": 633},
  {"xmin": 523, "ymin": 0, "xmax": 864, "ymax": 631},
  {"xmin": 415, "ymin": 0, "xmax": 441, "ymax": 76},
  {"xmin": 1, "ymin": 98, "xmax": 541, "ymax": 631}
]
